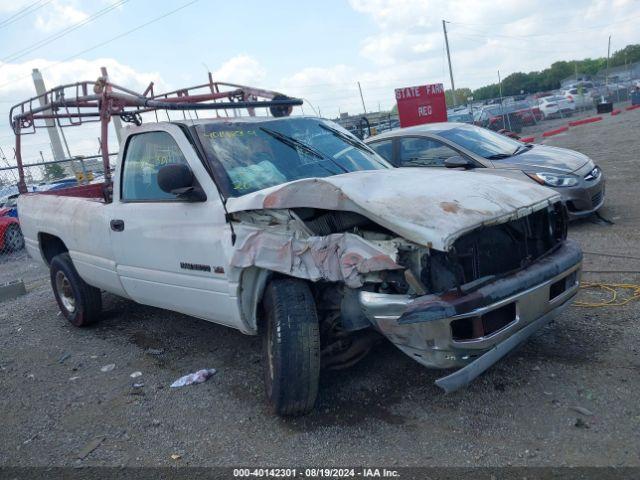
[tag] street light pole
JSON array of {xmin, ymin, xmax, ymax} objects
[{"xmin": 442, "ymin": 19, "xmax": 456, "ymax": 107}]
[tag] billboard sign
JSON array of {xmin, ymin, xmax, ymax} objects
[{"xmin": 395, "ymin": 83, "xmax": 447, "ymax": 127}]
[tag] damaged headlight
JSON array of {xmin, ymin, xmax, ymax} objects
[{"xmin": 525, "ymin": 172, "xmax": 578, "ymax": 187}]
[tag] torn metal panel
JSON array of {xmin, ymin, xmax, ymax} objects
[
  {"xmin": 230, "ymin": 228, "xmax": 402, "ymax": 288},
  {"xmin": 225, "ymin": 168, "xmax": 560, "ymax": 252},
  {"xmin": 358, "ymin": 241, "xmax": 582, "ymax": 376}
]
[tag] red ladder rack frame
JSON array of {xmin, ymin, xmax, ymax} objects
[{"xmin": 9, "ymin": 67, "xmax": 302, "ymax": 198}]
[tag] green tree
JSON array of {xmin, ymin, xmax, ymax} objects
[
  {"xmin": 44, "ymin": 162, "xmax": 66, "ymax": 181},
  {"xmin": 445, "ymin": 88, "xmax": 472, "ymax": 106}
]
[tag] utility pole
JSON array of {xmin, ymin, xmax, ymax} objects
[
  {"xmin": 32, "ymin": 69, "xmax": 66, "ymax": 163},
  {"xmin": 606, "ymin": 35, "xmax": 611, "ymax": 86},
  {"xmin": 357, "ymin": 81, "xmax": 367, "ymax": 114},
  {"xmin": 442, "ymin": 20, "xmax": 456, "ymax": 107}
]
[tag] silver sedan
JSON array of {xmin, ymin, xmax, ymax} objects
[{"xmin": 365, "ymin": 122, "xmax": 605, "ymax": 219}]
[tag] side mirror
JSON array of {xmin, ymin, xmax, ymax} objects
[
  {"xmin": 157, "ymin": 164, "xmax": 207, "ymax": 202},
  {"xmin": 444, "ymin": 155, "xmax": 475, "ymax": 169}
]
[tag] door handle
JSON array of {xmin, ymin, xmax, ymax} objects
[{"xmin": 110, "ymin": 219, "xmax": 125, "ymax": 232}]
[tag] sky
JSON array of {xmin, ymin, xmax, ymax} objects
[{"xmin": 0, "ymin": 0, "xmax": 638, "ymax": 166}]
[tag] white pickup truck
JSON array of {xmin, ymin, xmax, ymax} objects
[{"xmin": 19, "ymin": 116, "xmax": 582, "ymax": 415}]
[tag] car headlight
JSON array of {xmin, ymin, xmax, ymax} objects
[{"xmin": 525, "ymin": 172, "xmax": 579, "ymax": 187}]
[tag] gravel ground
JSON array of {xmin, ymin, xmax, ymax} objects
[{"xmin": 1, "ymin": 106, "xmax": 640, "ymax": 468}]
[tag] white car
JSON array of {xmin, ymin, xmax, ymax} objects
[
  {"xmin": 562, "ymin": 88, "xmax": 594, "ymax": 110},
  {"xmin": 538, "ymin": 95, "xmax": 576, "ymax": 119}
]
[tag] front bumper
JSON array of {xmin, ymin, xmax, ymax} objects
[
  {"xmin": 558, "ymin": 172, "xmax": 605, "ymax": 218},
  {"xmin": 358, "ymin": 240, "xmax": 582, "ymax": 392}
]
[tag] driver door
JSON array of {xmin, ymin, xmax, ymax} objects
[{"xmin": 110, "ymin": 126, "xmax": 238, "ymax": 327}]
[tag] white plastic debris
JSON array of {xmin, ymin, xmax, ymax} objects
[
  {"xmin": 170, "ymin": 369, "xmax": 216, "ymax": 388},
  {"xmin": 100, "ymin": 364, "xmax": 115, "ymax": 372},
  {"xmin": 130, "ymin": 371, "xmax": 142, "ymax": 378}
]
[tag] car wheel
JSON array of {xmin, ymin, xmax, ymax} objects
[
  {"xmin": 50, "ymin": 253, "xmax": 102, "ymax": 327},
  {"xmin": 262, "ymin": 278, "xmax": 320, "ymax": 416},
  {"xmin": 4, "ymin": 224, "xmax": 24, "ymax": 251}
]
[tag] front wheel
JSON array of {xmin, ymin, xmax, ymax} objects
[
  {"xmin": 50, "ymin": 253, "xmax": 102, "ymax": 327},
  {"xmin": 262, "ymin": 278, "xmax": 320, "ymax": 416}
]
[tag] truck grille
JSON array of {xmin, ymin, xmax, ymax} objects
[{"xmin": 422, "ymin": 203, "xmax": 567, "ymax": 293}]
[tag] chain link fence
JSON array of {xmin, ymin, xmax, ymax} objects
[{"xmin": 0, "ymin": 155, "xmax": 110, "ymax": 264}]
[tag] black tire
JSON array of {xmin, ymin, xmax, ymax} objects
[
  {"xmin": 4, "ymin": 224, "xmax": 24, "ymax": 251},
  {"xmin": 50, "ymin": 253, "xmax": 102, "ymax": 327},
  {"xmin": 262, "ymin": 278, "xmax": 320, "ymax": 416}
]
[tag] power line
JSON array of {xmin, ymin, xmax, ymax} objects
[
  {"xmin": 0, "ymin": 0, "xmax": 200, "ymax": 91},
  {"xmin": 1, "ymin": 0, "xmax": 129, "ymax": 65},
  {"xmin": 0, "ymin": 0, "xmax": 53, "ymax": 29}
]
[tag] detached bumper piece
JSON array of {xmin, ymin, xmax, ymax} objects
[{"xmin": 359, "ymin": 240, "xmax": 582, "ymax": 392}]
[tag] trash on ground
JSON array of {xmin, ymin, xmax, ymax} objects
[
  {"xmin": 100, "ymin": 364, "xmax": 115, "ymax": 372},
  {"xmin": 77, "ymin": 436, "xmax": 105, "ymax": 459},
  {"xmin": 171, "ymin": 454, "xmax": 181, "ymax": 461},
  {"xmin": 132, "ymin": 383, "xmax": 144, "ymax": 388},
  {"xmin": 170, "ymin": 368, "xmax": 216, "ymax": 388},
  {"xmin": 69, "ymin": 376, "xmax": 80, "ymax": 381},
  {"xmin": 130, "ymin": 371, "xmax": 142, "ymax": 378},
  {"xmin": 570, "ymin": 406, "xmax": 594, "ymax": 416},
  {"xmin": 58, "ymin": 352, "xmax": 71, "ymax": 364}
]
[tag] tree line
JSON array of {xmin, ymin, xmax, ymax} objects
[{"xmin": 444, "ymin": 43, "xmax": 640, "ymax": 106}]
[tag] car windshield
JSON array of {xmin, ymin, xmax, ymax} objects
[
  {"xmin": 435, "ymin": 124, "xmax": 524, "ymax": 159},
  {"xmin": 196, "ymin": 118, "xmax": 391, "ymax": 197}
]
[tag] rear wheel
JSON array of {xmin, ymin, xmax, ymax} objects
[
  {"xmin": 4, "ymin": 224, "xmax": 24, "ymax": 251},
  {"xmin": 262, "ymin": 278, "xmax": 320, "ymax": 416},
  {"xmin": 50, "ymin": 253, "xmax": 102, "ymax": 327}
]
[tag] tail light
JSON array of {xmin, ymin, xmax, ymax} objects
[{"xmin": 567, "ymin": 95, "xmax": 573, "ymax": 101}]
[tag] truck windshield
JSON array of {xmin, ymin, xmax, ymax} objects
[{"xmin": 195, "ymin": 118, "xmax": 390, "ymax": 197}]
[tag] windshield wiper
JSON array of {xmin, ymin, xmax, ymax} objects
[
  {"xmin": 512, "ymin": 144, "xmax": 533, "ymax": 156},
  {"xmin": 317, "ymin": 123, "xmax": 389, "ymax": 168},
  {"xmin": 486, "ymin": 153, "xmax": 513, "ymax": 160},
  {"xmin": 259, "ymin": 127, "xmax": 348, "ymax": 174}
]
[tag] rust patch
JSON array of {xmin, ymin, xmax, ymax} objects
[{"xmin": 440, "ymin": 201, "xmax": 460, "ymax": 214}]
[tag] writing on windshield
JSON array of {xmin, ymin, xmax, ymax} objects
[{"xmin": 196, "ymin": 118, "xmax": 389, "ymax": 196}]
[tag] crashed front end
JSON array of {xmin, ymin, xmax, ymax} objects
[{"xmin": 226, "ymin": 172, "xmax": 582, "ymax": 392}]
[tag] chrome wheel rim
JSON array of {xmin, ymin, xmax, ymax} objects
[{"xmin": 55, "ymin": 271, "xmax": 76, "ymax": 313}]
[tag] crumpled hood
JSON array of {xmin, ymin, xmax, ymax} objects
[
  {"xmin": 225, "ymin": 168, "xmax": 560, "ymax": 252},
  {"xmin": 493, "ymin": 144, "xmax": 592, "ymax": 173}
]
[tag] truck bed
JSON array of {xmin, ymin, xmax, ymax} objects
[
  {"xmin": 18, "ymin": 192, "xmax": 117, "ymax": 294},
  {"xmin": 39, "ymin": 182, "xmax": 107, "ymax": 201}
]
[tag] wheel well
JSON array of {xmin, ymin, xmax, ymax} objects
[{"xmin": 38, "ymin": 233, "xmax": 68, "ymax": 265}]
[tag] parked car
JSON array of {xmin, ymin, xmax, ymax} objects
[
  {"xmin": 366, "ymin": 122, "xmax": 605, "ymax": 219},
  {"xmin": 537, "ymin": 96, "xmax": 575, "ymax": 119},
  {"xmin": 0, "ymin": 216, "xmax": 24, "ymax": 252},
  {"xmin": 447, "ymin": 110, "xmax": 473, "ymax": 123},
  {"xmin": 561, "ymin": 88, "xmax": 595, "ymax": 110},
  {"xmin": 19, "ymin": 116, "xmax": 582, "ymax": 416},
  {"xmin": 474, "ymin": 105, "xmax": 524, "ymax": 133},
  {"xmin": 0, "ymin": 193, "xmax": 19, "ymax": 218}
]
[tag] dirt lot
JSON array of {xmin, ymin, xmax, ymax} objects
[{"xmin": 1, "ymin": 106, "xmax": 640, "ymax": 468}]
